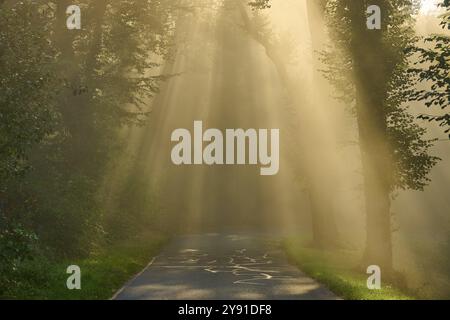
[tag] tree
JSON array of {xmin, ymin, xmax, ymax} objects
[
  {"xmin": 236, "ymin": 0, "xmax": 341, "ymax": 248},
  {"xmin": 0, "ymin": 1, "xmax": 59, "ymax": 191},
  {"xmin": 408, "ymin": 0, "xmax": 450, "ymax": 137},
  {"xmin": 39, "ymin": 0, "xmax": 176, "ymax": 252},
  {"xmin": 0, "ymin": 1, "xmax": 60, "ymax": 289},
  {"xmin": 322, "ymin": 0, "xmax": 439, "ymax": 272},
  {"xmin": 0, "ymin": 0, "xmax": 176, "ymax": 257}
]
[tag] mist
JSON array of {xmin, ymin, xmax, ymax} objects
[
  {"xmin": 1, "ymin": 0, "xmax": 449, "ymax": 300},
  {"xmin": 102, "ymin": 0, "xmax": 449, "ymax": 296}
]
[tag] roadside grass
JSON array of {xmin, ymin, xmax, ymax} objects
[
  {"xmin": 283, "ymin": 238, "xmax": 415, "ymax": 300},
  {"xmin": 2, "ymin": 233, "xmax": 168, "ymax": 300}
]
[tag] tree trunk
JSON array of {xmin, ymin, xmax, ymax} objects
[
  {"xmin": 347, "ymin": 0, "xmax": 393, "ymax": 272},
  {"xmin": 236, "ymin": 0, "xmax": 340, "ymax": 248},
  {"xmin": 305, "ymin": 0, "xmax": 341, "ymax": 249}
]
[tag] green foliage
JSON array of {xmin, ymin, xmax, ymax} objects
[
  {"xmin": 321, "ymin": 0, "xmax": 439, "ymax": 192},
  {"xmin": 248, "ymin": 0, "xmax": 271, "ymax": 10},
  {"xmin": 0, "ymin": 225, "xmax": 38, "ymax": 265},
  {"xmin": 407, "ymin": 1, "xmax": 450, "ymax": 137},
  {"xmin": 0, "ymin": 213, "xmax": 41, "ymax": 293},
  {"xmin": 0, "ymin": 0, "xmax": 175, "ymax": 288},
  {"xmin": 106, "ymin": 174, "xmax": 163, "ymax": 241},
  {"xmin": 28, "ymin": 171, "xmax": 104, "ymax": 257},
  {"xmin": 0, "ymin": 1, "xmax": 59, "ymax": 189},
  {"xmin": 1, "ymin": 233, "xmax": 167, "ymax": 299},
  {"xmin": 386, "ymin": 56, "xmax": 440, "ymax": 191}
]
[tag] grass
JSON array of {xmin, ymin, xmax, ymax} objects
[
  {"xmin": 283, "ymin": 238, "xmax": 415, "ymax": 300},
  {"xmin": 2, "ymin": 233, "xmax": 168, "ymax": 300}
]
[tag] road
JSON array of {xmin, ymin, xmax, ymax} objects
[{"xmin": 113, "ymin": 233, "xmax": 339, "ymax": 300}]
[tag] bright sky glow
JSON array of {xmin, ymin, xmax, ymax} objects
[{"xmin": 420, "ymin": 0, "xmax": 439, "ymax": 14}]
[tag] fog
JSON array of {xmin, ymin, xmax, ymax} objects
[{"xmin": 100, "ymin": 0, "xmax": 449, "ymax": 296}]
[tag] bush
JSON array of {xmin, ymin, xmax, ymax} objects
[{"xmin": 0, "ymin": 215, "xmax": 40, "ymax": 295}]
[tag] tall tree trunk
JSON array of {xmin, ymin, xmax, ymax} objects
[
  {"xmin": 347, "ymin": 0, "xmax": 393, "ymax": 272},
  {"xmin": 305, "ymin": 0, "xmax": 340, "ymax": 248},
  {"xmin": 236, "ymin": 0, "xmax": 340, "ymax": 248},
  {"xmin": 306, "ymin": 0, "xmax": 327, "ymax": 57}
]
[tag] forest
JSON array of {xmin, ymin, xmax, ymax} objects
[{"xmin": 0, "ymin": 0, "xmax": 449, "ymax": 299}]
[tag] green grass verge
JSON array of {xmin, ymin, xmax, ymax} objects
[
  {"xmin": 283, "ymin": 238, "xmax": 415, "ymax": 300},
  {"xmin": 2, "ymin": 233, "xmax": 168, "ymax": 300}
]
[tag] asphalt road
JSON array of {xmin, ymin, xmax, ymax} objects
[{"xmin": 113, "ymin": 233, "xmax": 339, "ymax": 300}]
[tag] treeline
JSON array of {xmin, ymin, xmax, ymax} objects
[
  {"xmin": 320, "ymin": 0, "xmax": 449, "ymax": 275},
  {"xmin": 0, "ymin": 0, "xmax": 176, "ymax": 294},
  {"xmin": 251, "ymin": 0, "xmax": 449, "ymax": 278},
  {"xmin": 0, "ymin": 0, "xmax": 448, "ymax": 297}
]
